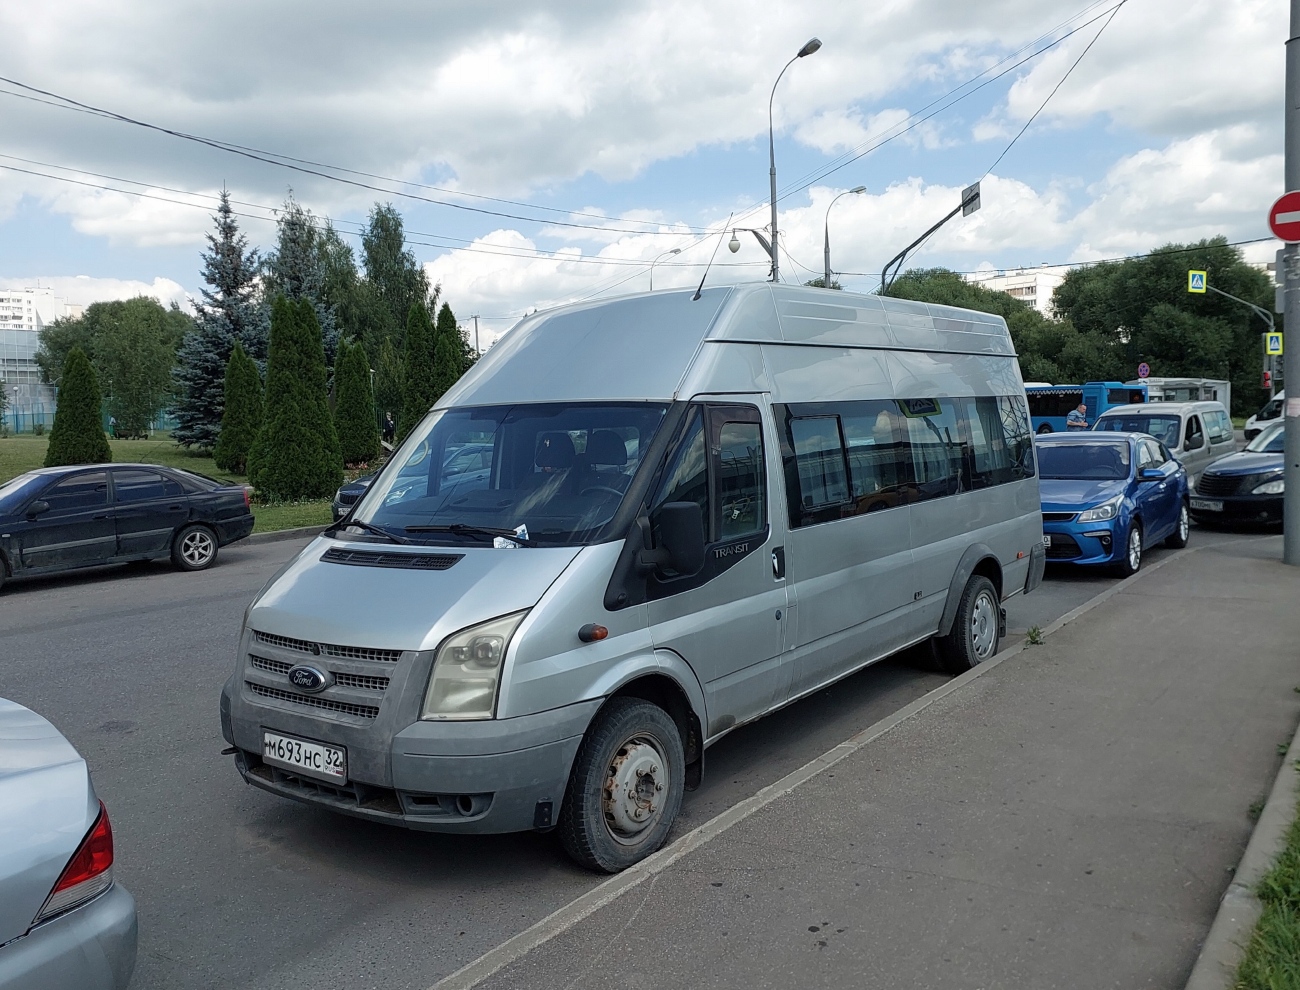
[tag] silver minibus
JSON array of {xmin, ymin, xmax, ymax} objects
[{"xmin": 220, "ymin": 283, "xmax": 1046, "ymax": 871}]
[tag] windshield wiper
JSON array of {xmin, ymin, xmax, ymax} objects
[
  {"xmin": 405, "ymin": 524, "xmax": 537, "ymax": 547},
  {"xmin": 329, "ymin": 519, "xmax": 412, "ymax": 544}
]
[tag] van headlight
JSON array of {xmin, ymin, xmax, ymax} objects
[
  {"xmin": 421, "ymin": 611, "xmax": 528, "ymax": 720},
  {"xmin": 1076, "ymin": 497, "xmax": 1122, "ymax": 523},
  {"xmin": 1253, "ymin": 476, "xmax": 1285, "ymax": 495}
]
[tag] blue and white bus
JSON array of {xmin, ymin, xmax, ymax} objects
[{"xmin": 1026, "ymin": 381, "xmax": 1148, "ymax": 434}]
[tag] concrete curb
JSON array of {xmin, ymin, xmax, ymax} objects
[
  {"xmin": 242, "ymin": 525, "xmax": 328, "ymax": 546},
  {"xmin": 428, "ymin": 546, "xmax": 1197, "ymax": 990},
  {"xmin": 1184, "ymin": 712, "xmax": 1300, "ymax": 988}
]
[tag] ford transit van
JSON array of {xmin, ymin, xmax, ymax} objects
[{"xmin": 220, "ymin": 283, "xmax": 1046, "ymax": 872}]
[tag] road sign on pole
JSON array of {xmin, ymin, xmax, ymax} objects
[
  {"xmin": 1267, "ymin": 332, "xmax": 1285, "ymax": 355},
  {"xmin": 1137, "ymin": 362, "xmax": 1150, "ymax": 379},
  {"xmin": 1270, "ymin": 190, "xmax": 1300, "ymax": 242},
  {"xmin": 1187, "ymin": 271, "xmax": 1207, "ymax": 293}
]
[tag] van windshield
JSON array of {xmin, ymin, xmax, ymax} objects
[
  {"xmin": 1094, "ymin": 414, "xmax": 1182, "ymax": 448},
  {"xmin": 350, "ymin": 402, "xmax": 669, "ymax": 547},
  {"xmin": 1036, "ymin": 442, "xmax": 1131, "ymax": 480}
]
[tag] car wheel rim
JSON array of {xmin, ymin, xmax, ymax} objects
[
  {"xmin": 1128, "ymin": 527, "xmax": 1141, "ymax": 570},
  {"xmin": 602, "ymin": 733, "xmax": 669, "ymax": 844},
  {"xmin": 970, "ymin": 590, "xmax": 998, "ymax": 661},
  {"xmin": 1178, "ymin": 506, "xmax": 1188, "ymax": 541},
  {"xmin": 182, "ymin": 531, "xmax": 214, "ymax": 566}
]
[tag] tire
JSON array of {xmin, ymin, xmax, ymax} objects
[
  {"xmin": 172, "ymin": 524, "xmax": 218, "ymax": 572},
  {"xmin": 1114, "ymin": 520, "xmax": 1142, "ymax": 577},
  {"xmin": 935, "ymin": 575, "xmax": 1001, "ymax": 674},
  {"xmin": 558, "ymin": 697, "xmax": 685, "ymax": 873},
  {"xmin": 1036, "ymin": 424, "xmax": 1053, "ymax": 435},
  {"xmin": 1164, "ymin": 502, "xmax": 1190, "ymax": 548}
]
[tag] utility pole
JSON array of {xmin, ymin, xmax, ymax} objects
[
  {"xmin": 472, "ymin": 315, "xmax": 480, "ymax": 358},
  {"xmin": 1285, "ymin": 0, "xmax": 1300, "ymax": 565}
]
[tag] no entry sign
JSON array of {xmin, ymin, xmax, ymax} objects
[{"xmin": 1269, "ymin": 191, "xmax": 1300, "ymax": 242}]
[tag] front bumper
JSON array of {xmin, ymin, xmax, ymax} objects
[
  {"xmin": 0, "ymin": 883, "xmax": 137, "ymax": 990},
  {"xmin": 1189, "ymin": 494, "xmax": 1283, "ymax": 525},
  {"xmin": 222, "ymin": 676, "xmax": 599, "ymax": 834},
  {"xmin": 1042, "ymin": 521, "xmax": 1121, "ymax": 566}
]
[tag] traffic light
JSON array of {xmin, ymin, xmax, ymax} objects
[{"xmin": 1263, "ymin": 370, "xmax": 1272, "ymax": 390}]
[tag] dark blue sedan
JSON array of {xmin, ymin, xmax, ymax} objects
[
  {"xmin": 0, "ymin": 463, "xmax": 254, "ymax": 593},
  {"xmin": 1036, "ymin": 432, "xmax": 1190, "ymax": 576},
  {"xmin": 1190, "ymin": 421, "xmax": 1285, "ymax": 526}
]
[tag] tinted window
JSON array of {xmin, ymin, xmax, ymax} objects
[
  {"xmin": 44, "ymin": 472, "xmax": 109, "ymax": 512},
  {"xmin": 1026, "ymin": 390, "xmax": 1083, "ymax": 419},
  {"xmin": 1246, "ymin": 426, "xmax": 1285, "ymax": 453},
  {"xmin": 965, "ymin": 396, "xmax": 1035, "ymax": 488},
  {"xmin": 789, "ymin": 417, "xmax": 849, "ymax": 510},
  {"xmin": 903, "ymin": 398, "xmax": 965, "ymax": 500},
  {"xmin": 1142, "ymin": 439, "xmax": 1168, "ymax": 466},
  {"xmin": 1184, "ymin": 415, "xmax": 1204, "ymax": 449},
  {"xmin": 0, "ymin": 473, "xmax": 48, "ymax": 513},
  {"xmin": 839, "ymin": 402, "xmax": 912, "ymax": 506},
  {"xmin": 113, "ymin": 470, "xmax": 169, "ymax": 503},
  {"xmin": 716, "ymin": 422, "xmax": 765, "ymax": 541},
  {"xmin": 1037, "ymin": 442, "xmax": 1131, "ymax": 480},
  {"xmin": 1095, "ymin": 414, "xmax": 1182, "ymax": 448}
]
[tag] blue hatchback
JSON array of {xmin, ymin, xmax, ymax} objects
[{"xmin": 1036, "ymin": 432, "xmax": 1190, "ymax": 575}]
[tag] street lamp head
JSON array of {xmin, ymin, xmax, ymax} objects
[
  {"xmin": 670, "ymin": 248, "xmax": 681, "ymax": 256},
  {"xmin": 797, "ymin": 38, "xmax": 822, "ymax": 58},
  {"xmin": 728, "ymin": 231, "xmax": 741, "ymax": 254},
  {"xmin": 850, "ymin": 185, "xmax": 866, "ymax": 194}
]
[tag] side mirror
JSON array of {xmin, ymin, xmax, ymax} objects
[
  {"xmin": 1185, "ymin": 433, "xmax": 1204, "ymax": 450},
  {"xmin": 1137, "ymin": 468, "xmax": 1162, "ymax": 482},
  {"xmin": 639, "ymin": 502, "xmax": 706, "ymax": 577},
  {"xmin": 26, "ymin": 499, "xmax": 50, "ymax": 518}
]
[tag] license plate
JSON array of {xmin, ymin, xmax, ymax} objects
[
  {"xmin": 262, "ymin": 731, "xmax": 347, "ymax": 783},
  {"xmin": 1042, "ymin": 534, "xmax": 1052, "ymax": 546},
  {"xmin": 1190, "ymin": 498, "xmax": 1223, "ymax": 512}
]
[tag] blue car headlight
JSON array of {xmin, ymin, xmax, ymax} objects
[{"xmin": 1076, "ymin": 497, "xmax": 1122, "ymax": 523}]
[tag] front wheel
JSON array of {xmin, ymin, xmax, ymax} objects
[
  {"xmin": 935, "ymin": 575, "xmax": 1001, "ymax": 674},
  {"xmin": 1114, "ymin": 521, "xmax": 1142, "ymax": 577},
  {"xmin": 1164, "ymin": 503, "xmax": 1190, "ymax": 548},
  {"xmin": 172, "ymin": 524, "xmax": 218, "ymax": 572},
  {"xmin": 558, "ymin": 697, "xmax": 685, "ymax": 873}
]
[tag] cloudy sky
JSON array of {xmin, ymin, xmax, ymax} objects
[{"xmin": 0, "ymin": 0, "xmax": 1285, "ymax": 344}]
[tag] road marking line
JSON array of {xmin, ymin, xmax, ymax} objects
[{"xmin": 429, "ymin": 547, "xmax": 1198, "ymax": 990}]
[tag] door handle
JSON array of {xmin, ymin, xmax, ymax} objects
[
  {"xmin": 771, "ymin": 546, "xmax": 786, "ymax": 579},
  {"xmin": 93, "ymin": 514, "xmax": 109, "ymax": 520}
]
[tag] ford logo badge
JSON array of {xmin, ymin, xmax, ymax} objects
[{"xmin": 287, "ymin": 665, "xmax": 330, "ymax": 693}]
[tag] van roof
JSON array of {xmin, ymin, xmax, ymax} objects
[
  {"xmin": 1099, "ymin": 401, "xmax": 1226, "ymax": 416},
  {"xmin": 439, "ymin": 282, "xmax": 1015, "ymax": 407}
]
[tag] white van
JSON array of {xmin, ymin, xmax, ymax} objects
[
  {"xmin": 220, "ymin": 283, "xmax": 1046, "ymax": 871},
  {"xmin": 1245, "ymin": 392, "xmax": 1284, "ymax": 442},
  {"xmin": 1093, "ymin": 400, "xmax": 1236, "ymax": 487}
]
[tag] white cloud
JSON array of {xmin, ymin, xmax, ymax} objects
[{"xmin": 0, "ymin": 275, "xmax": 193, "ymax": 312}]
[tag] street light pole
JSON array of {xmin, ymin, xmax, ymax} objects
[
  {"xmin": 650, "ymin": 248, "xmax": 681, "ymax": 291},
  {"xmin": 768, "ymin": 37, "xmax": 822, "ymax": 284},
  {"xmin": 1285, "ymin": 0, "xmax": 1300, "ymax": 565},
  {"xmin": 823, "ymin": 186, "xmax": 866, "ymax": 288}
]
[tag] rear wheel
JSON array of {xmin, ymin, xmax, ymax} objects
[
  {"xmin": 1114, "ymin": 521, "xmax": 1142, "ymax": 577},
  {"xmin": 1164, "ymin": 503, "xmax": 1190, "ymax": 548},
  {"xmin": 1036, "ymin": 424, "xmax": 1053, "ymax": 435},
  {"xmin": 558, "ymin": 697, "xmax": 685, "ymax": 873},
  {"xmin": 936, "ymin": 575, "xmax": 1000, "ymax": 674},
  {"xmin": 172, "ymin": 524, "xmax": 218, "ymax": 572}
]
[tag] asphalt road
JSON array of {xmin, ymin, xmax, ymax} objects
[{"xmin": 0, "ymin": 527, "xmax": 1240, "ymax": 990}]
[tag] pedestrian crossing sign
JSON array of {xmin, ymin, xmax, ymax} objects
[
  {"xmin": 1267, "ymin": 333, "xmax": 1284, "ymax": 356},
  {"xmin": 1188, "ymin": 270, "xmax": 1207, "ymax": 293}
]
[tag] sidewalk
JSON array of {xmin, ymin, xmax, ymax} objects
[{"xmin": 457, "ymin": 536, "xmax": 1300, "ymax": 990}]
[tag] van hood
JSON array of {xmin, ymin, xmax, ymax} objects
[
  {"xmin": 249, "ymin": 536, "xmax": 583, "ymax": 652},
  {"xmin": 1038, "ymin": 477, "xmax": 1129, "ymax": 511}
]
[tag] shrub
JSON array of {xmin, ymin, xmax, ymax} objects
[
  {"xmin": 44, "ymin": 347, "xmax": 111, "ymax": 466},
  {"xmin": 213, "ymin": 340, "xmax": 263, "ymax": 475},
  {"xmin": 398, "ymin": 302, "xmax": 436, "ymax": 442},
  {"xmin": 334, "ymin": 339, "xmax": 380, "ymax": 466}
]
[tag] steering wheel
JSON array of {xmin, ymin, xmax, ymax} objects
[{"xmin": 580, "ymin": 485, "xmax": 624, "ymax": 499}]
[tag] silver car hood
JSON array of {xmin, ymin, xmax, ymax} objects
[
  {"xmin": 0, "ymin": 699, "xmax": 96, "ymax": 945},
  {"xmin": 249, "ymin": 536, "xmax": 583, "ymax": 652}
]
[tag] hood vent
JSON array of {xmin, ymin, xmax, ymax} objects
[{"xmin": 320, "ymin": 547, "xmax": 464, "ymax": 571}]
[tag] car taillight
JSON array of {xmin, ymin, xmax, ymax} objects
[
  {"xmin": 243, "ymin": 488, "xmax": 251, "ymax": 508},
  {"xmin": 34, "ymin": 801, "xmax": 114, "ymax": 924}
]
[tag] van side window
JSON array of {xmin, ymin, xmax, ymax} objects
[
  {"xmin": 1206, "ymin": 410, "xmax": 1232, "ymax": 444},
  {"xmin": 903, "ymin": 399, "xmax": 965, "ymax": 500},
  {"xmin": 650, "ymin": 409, "xmax": 709, "ymax": 531},
  {"xmin": 788, "ymin": 417, "xmax": 850, "ymax": 510},
  {"xmin": 716, "ymin": 422, "xmax": 765, "ymax": 541},
  {"xmin": 963, "ymin": 396, "xmax": 1034, "ymax": 488},
  {"xmin": 1184, "ymin": 415, "xmax": 1204, "ymax": 450},
  {"xmin": 839, "ymin": 402, "xmax": 912, "ymax": 506}
]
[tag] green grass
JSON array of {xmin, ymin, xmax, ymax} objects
[
  {"xmin": 1235, "ymin": 795, "xmax": 1300, "ymax": 989},
  {"xmin": 1, "ymin": 434, "xmax": 335, "ymax": 535}
]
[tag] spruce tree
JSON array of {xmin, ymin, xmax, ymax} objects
[
  {"xmin": 213, "ymin": 341, "xmax": 263, "ymax": 475},
  {"xmin": 248, "ymin": 298, "xmax": 343, "ymax": 500},
  {"xmin": 334, "ymin": 340, "xmax": 380, "ymax": 466},
  {"xmin": 431, "ymin": 302, "xmax": 465, "ymax": 401},
  {"xmin": 44, "ymin": 347, "xmax": 111, "ymax": 466},
  {"xmin": 398, "ymin": 302, "xmax": 437, "ymax": 441},
  {"xmin": 264, "ymin": 194, "xmax": 340, "ymax": 364},
  {"xmin": 174, "ymin": 190, "xmax": 268, "ymax": 448}
]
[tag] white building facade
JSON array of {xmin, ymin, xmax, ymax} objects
[
  {"xmin": 963, "ymin": 266, "xmax": 1069, "ymax": 317},
  {"xmin": 0, "ymin": 287, "xmax": 73, "ymax": 431}
]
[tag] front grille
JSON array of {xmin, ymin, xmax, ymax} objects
[
  {"xmin": 1045, "ymin": 534, "xmax": 1082, "ymax": 559},
  {"xmin": 252, "ymin": 630, "xmax": 402, "ymax": 664},
  {"xmin": 1196, "ymin": 473, "xmax": 1244, "ymax": 497},
  {"xmin": 338, "ymin": 491, "xmax": 361, "ymax": 506},
  {"xmin": 320, "ymin": 547, "xmax": 463, "ymax": 571},
  {"xmin": 246, "ymin": 682, "xmax": 380, "ymax": 719},
  {"xmin": 249, "ymin": 655, "xmax": 389, "ymax": 693},
  {"xmin": 1042, "ymin": 511, "xmax": 1076, "ymax": 522}
]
